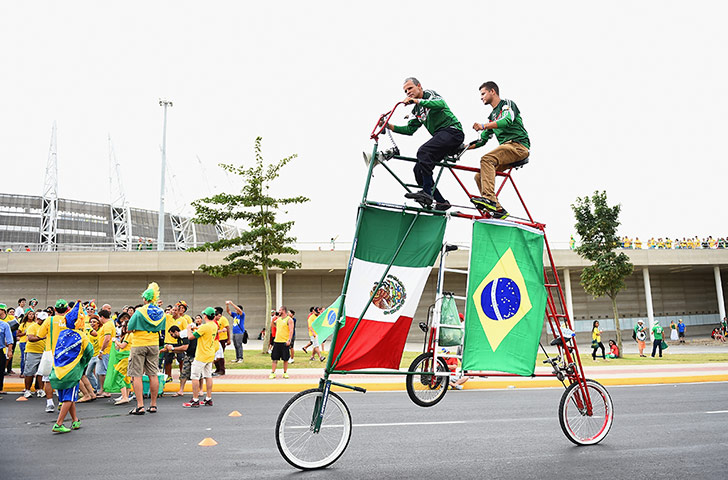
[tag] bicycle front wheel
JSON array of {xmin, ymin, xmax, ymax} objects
[
  {"xmin": 558, "ymin": 378, "xmax": 613, "ymax": 445},
  {"xmin": 276, "ymin": 388, "xmax": 352, "ymax": 470},
  {"xmin": 405, "ymin": 352, "xmax": 449, "ymax": 407}
]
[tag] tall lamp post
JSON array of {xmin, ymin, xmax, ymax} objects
[{"xmin": 158, "ymin": 99, "xmax": 173, "ymax": 251}]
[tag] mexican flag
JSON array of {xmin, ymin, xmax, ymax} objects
[
  {"xmin": 462, "ymin": 219, "xmax": 547, "ymax": 376},
  {"xmin": 310, "ymin": 296, "xmax": 344, "ymax": 343},
  {"xmin": 331, "ymin": 207, "xmax": 445, "ymax": 371}
]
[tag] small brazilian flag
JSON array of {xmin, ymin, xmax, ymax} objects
[
  {"xmin": 310, "ymin": 296, "xmax": 344, "ymax": 343},
  {"xmin": 462, "ymin": 219, "xmax": 547, "ymax": 376}
]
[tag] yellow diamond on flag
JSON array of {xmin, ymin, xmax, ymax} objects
[{"xmin": 472, "ymin": 248, "xmax": 532, "ymax": 351}]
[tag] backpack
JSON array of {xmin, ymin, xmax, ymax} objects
[{"xmin": 632, "ymin": 329, "xmax": 637, "ymax": 340}]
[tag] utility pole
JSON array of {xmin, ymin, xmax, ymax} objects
[{"xmin": 158, "ymin": 99, "xmax": 173, "ymax": 251}]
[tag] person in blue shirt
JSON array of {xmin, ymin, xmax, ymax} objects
[
  {"xmin": 225, "ymin": 301, "xmax": 246, "ymax": 363},
  {"xmin": 677, "ymin": 319, "xmax": 686, "ymax": 344},
  {"xmin": 0, "ymin": 303, "xmax": 16, "ymax": 394}
]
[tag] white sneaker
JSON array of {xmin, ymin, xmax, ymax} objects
[
  {"xmin": 23, "ymin": 390, "xmax": 33, "ymax": 398},
  {"xmin": 45, "ymin": 403, "xmax": 55, "ymax": 413},
  {"xmin": 37, "ymin": 390, "xmax": 46, "ymax": 398},
  {"xmin": 288, "ymin": 358, "xmax": 294, "ymax": 364}
]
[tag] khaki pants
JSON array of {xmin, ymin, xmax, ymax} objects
[{"xmin": 474, "ymin": 142, "xmax": 529, "ymax": 209}]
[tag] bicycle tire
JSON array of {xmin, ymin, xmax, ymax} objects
[
  {"xmin": 558, "ymin": 378, "xmax": 613, "ymax": 445},
  {"xmin": 276, "ymin": 388, "xmax": 352, "ymax": 470},
  {"xmin": 405, "ymin": 352, "xmax": 449, "ymax": 407}
]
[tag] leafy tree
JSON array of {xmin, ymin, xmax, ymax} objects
[
  {"xmin": 190, "ymin": 137, "xmax": 309, "ymax": 353},
  {"xmin": 571, "ymin": 191, "xmax": 634, "ymax": 356}
]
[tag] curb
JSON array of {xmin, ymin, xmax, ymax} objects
[{"xmin": 3, "ymin": 376, "xmax": 726, "ymax": 394}]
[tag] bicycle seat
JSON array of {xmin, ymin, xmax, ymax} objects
[
  {"xmin": 443, "ymin": 144, "xmax": 467, "ymax": 163},
  {"xmin": 550, "ymin": 336, "xmax": 572, "ymax": 347},
  {"xmin": 508, "ymin": 157, "xmax": 529, "ymax": 169}
]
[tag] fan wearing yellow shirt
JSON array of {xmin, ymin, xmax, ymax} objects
[
  {"xmin": 37, "ymin": 299, "xmax": 70, "ymax": 412},
  {"xmin": 80, "ymin": 316, "xmax": 102, "ymax": 401},
  {"xmin": 162, "ymin": 304, "xmax": 188, "ymax": 381},
  {"xmin": 182, "ymin": 307, "xmax": 218, "ymax": 408},
  {"xmin": 269, "ymin": 306, "xmax": 294, "ymax": 380},
  {"xmin": 212, "ymin": 307, "xmax": 231, "ymax": 376},
  {"xmin": 23, "ymin": 311, "xmax": 46, "ymax": 398},
  {"xmin": 95, "ymin": 309, "xmax": 115, "ymax": 398}
]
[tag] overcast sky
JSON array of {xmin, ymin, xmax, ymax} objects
[{"xmin": 1, "ymin": 1, "xmax": 725, "ymax": 249}]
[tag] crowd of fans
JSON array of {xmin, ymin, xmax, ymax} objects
[{"xmin": 569, "ymin": 236, "xmax": 728, "ymax": 250}]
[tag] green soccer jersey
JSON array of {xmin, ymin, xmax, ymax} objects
[
  {"xmin": 474, "ymin": 99, "xmax": 530, "ymax": 149},
  {"xmin": 652, "ymin": 324, "xmax": 663, "ymax": 340},
  {"xmin": 392, "ymin": 90, "xmax": 462, "ymax": 136}
]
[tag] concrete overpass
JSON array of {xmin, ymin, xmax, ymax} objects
[{"xmin": 1, "ymin": 248, "xmax": 726, "ymax": 340}]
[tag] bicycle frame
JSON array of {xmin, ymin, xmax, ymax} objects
[{"xmin": 312, "ymin": 102, "xmax": 594, "ymax": 427}]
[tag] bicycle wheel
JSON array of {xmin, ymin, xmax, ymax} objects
[
  {"xmin": 276, "ymin": 388, "xmax": 352, "ymax": 470},
  {"xmin": 405, "ymin": 352, "xmax": 449, "ymax": 407},
  {"xmin": 558, "ymin": 378, "xmax": 613, "ymax": 445}
]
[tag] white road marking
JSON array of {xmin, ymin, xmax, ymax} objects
[{"xmin": 706, "ymin": 410, "xmax": 728, "ymax": 414}]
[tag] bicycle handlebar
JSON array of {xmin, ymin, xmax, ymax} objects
[{"xmin": 370, "ymin": 101, "xmax": 407, "ymax": 141}]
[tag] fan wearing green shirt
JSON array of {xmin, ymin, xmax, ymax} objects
[
  {"xmin": 467, "ymin": 81, "xmax": 530, "ymax": 220},
  {"xmin": 382, "ymin": 77, "xmax": 464, "ymax": 211}
]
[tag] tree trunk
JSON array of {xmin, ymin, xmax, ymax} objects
[
  {"xmin": 610, "ymin": 296, "xmax": 623, "ymax": 357},
  {"xmin": 261, "ymin": 264, "xmax": 272, "ymax": 354}
]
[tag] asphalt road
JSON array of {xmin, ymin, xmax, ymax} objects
[{"xmin": 1, "ymin": 382, "xmax": 727, "ymax": 479}]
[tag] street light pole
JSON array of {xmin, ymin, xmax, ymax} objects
[{"xmin": 158, "ymin": 99, "xmax": 173, "ymax": 251}]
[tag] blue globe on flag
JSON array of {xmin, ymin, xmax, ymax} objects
[
  {"xmin": 325, "ymin": 310, "xmax": 337, "ymax": 326},
  {"xmin": 480, "ymin": 277, "xmax": 521, "ymax": 321}
]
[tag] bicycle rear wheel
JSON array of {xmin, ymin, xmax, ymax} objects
[
  {"xmin": 558, "ymin": 378, "xmax": 613, "ymax": 445},
  {"xmin": 276, "ymin": 388, "xmax": 352, "ymax": 470},
  {"xmin": 405, "ymin": 352, "xmax": 449, "ymax": 407}
]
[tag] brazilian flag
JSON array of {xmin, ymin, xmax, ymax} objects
[
  {"xmin": 127, "ymin": 304, "xmax": 165, "ymax": 332},
  {"xmin": 50, "ymin": 302, "xmax": 94, "ymax": 390},
  {"xmin": 103, "ymin": 343, "xmax": 131, "ymax": 393},
  {"xmin": 462, "ymin": 220, "xmax": 547, "ymax": 376},
  {"xmin": 310, "ymin": 296, "xmax": 344, "ymax": 343}
]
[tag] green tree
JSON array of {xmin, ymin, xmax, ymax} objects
[
  {"xmin": 190, "ymin": 137, "xmax": 309, "ymax": 353},
  {"xmin": 571, "ymin": 191, "xmax": 634, "ymax": 356}
]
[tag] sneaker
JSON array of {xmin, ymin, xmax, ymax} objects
[
  {"xmin": 450, "ymin": 383, "xmax": 463, "ymax": 390},
  {"xmin": 283, "ymin": 373, "xmax": 290, "ymax": 379},
  {"xmin": 269, "ymin": 373, "xmax": 276, "ymax": 379},
  {"xmin": 23, "ymin": 390, "xmax": 33, "ymax": 399},
  {"xmin": 404, "ymin": 190, "xmax": 434, "ymax": 206},
  {"xmin": 491, "ymin": 208, "xmax": 509, "ymax": 220},
  {"xmin": 470, "ymin": 196, "xmax": 498, "ymax": 212},
  {"xmin": 37, "ymin": 390, "xmax": 46, "ymax": 398},
  {"xmin": 203, "ymin": 398, "xmax": 213, "ymax": 407},
  {"xmin": 288, "ymin": 358, "xmax": 294, "ymax": 364},
  {"xmin": 434, "ymin": 201, "xmax": 451, "ymax": 212},
  {"xmin": 320, "ymin": 356, "xmax": 326, "ymax": 362},
  {"xmin": 71, "ymin": 420, "xmax": 81, "ymax": 430},
  {"xmin": 52, "ymin": 423, "xmax": 71, "ymax": 433},
  {"xmin": 45, "ymin": 403, "xmax": 55, "ymax": 413},
  {"xmin": 183, "ymin": 399, "xmax": 201, "ymax": 408},
  {"xmin": 165, "ymin": 376, "xmax": 173, "ymax": 384},
  {"xmin": 212, "ymin": 372, "xmax": 220, "ymax": 377}
]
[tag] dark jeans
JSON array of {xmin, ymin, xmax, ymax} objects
[
  {"xmin": 232, "ymin": 333, "xmax": 245, "ymax": 360},
  {"xmin": 651, "ymin": 339, "xmax": 663, "ymax": 357},
  {"xmin": 592, "ymin": 341, "xmax": 605, "ymax": 359},
  {"xmin": 415, "ymin": 127, "xmax": 464, "ymax": 202},
  {"xmin": 0, "ymin": 351, "xmax": 6, "ymax": 390}
]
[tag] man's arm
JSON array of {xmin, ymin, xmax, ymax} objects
[
  {"xmin": 469, "ymin": 129, "xmax": 493, "ymax": 149},
  {"xmin": 286, "ymin": 318, "xmax": 294, "ymax": 346},
  {"xmin": 385, "ymin": 117, "xmax": 422, "ymax": 136},
  {"xmin": 226, "ymin": 324, "xmax": 232, "ymax": 345}
]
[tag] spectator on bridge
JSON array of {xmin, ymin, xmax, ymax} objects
[
  {"xmin": 591, "ymin": 321, "xmax": 606, "ymax": 361},
  {"xmin": 634, "ymin": 237, "xmax": 642, "ymax": 249},
  {"xmin": 634, "ymin": 320, "xmax": 648, "ymax": 357},
  {"xmin": 651, "ymin": 321, "xmax": 664, "ymax": 358}
]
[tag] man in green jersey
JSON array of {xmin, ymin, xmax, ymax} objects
[
  {"xmin": 382, "ymin": 77, "xmax": 464, "ymax": 211},
  {"xmin": 467, "ymin": 81, "xmax": 530, "ymax": 219}
]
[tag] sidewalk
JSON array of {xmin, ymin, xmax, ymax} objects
[{"xmin": 3, "ymin": 363, "xmax": 725, "ymax": 394}]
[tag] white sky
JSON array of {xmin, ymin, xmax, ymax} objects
[{"xmin": 1, "ymin": 1, "xmax": 726, "ymax": 249}]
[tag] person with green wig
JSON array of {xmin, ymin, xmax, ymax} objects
[{"xmin": 126, "ymin": 282, "xmax": 165, "ymax": 415}]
